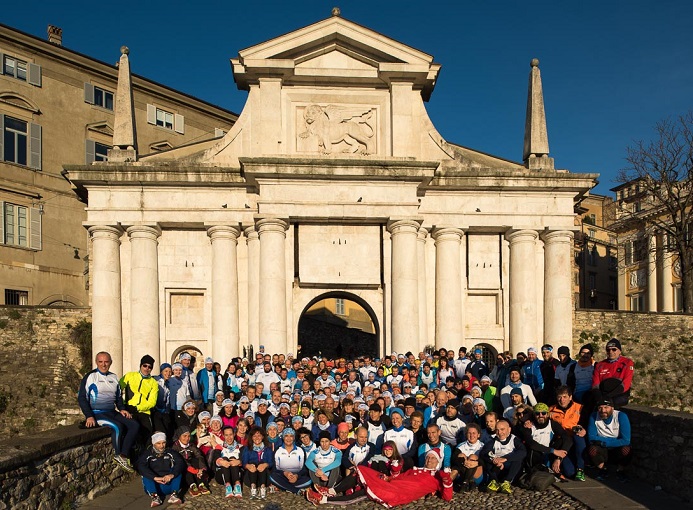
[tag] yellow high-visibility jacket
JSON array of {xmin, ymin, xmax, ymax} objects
[{"xmin": 120, "ymin": 372, "xmax": 159, "ymax": 414}]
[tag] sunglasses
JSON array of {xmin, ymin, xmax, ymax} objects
[
  {"xmin": 142, "ymin": 364, "xmax": 153, "ymax": 369},
  {"xmin": 536, "ymin": 411, "xmax": 549, "ymax": 415},
  {"xmin": 607, "ymin": 347, "xmax": 619, "ymax": 352}
]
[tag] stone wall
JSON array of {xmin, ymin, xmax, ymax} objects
[
  {"xmin": 0, "ymin": 306, "xmax": 91, "ymax": 436},
  {"xmin": 573, "ymin": 310, "xmax": 693, "ymax": 412},
  {"xmin": 624, "ymin": 405, "xmax": 693, "ymax": 503},
  {"xmin": 0, "ymin": 424, "xmax": 134, "ymax": 509}
]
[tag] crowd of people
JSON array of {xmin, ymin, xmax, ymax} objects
[{"xmin": 77, "ymin": 340, "xmax": 634, "ymax": 507}]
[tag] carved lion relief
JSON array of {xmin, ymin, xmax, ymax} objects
[{"xmin": 297, "ymin": 104, "xmax": 375, "ymax": 155}]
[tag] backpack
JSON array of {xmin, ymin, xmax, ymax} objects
[{"xmin": 519, "ymin": 466, "xmax": 555, "ymax": 491}]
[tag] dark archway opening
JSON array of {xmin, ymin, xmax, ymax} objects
[
  {"xmin": 473, "ymin": 343, "xmax": 498, "ymax": 371},
  {"xmin": 298, "ymin": 292, "xmax": 379, "ymax": 359}
]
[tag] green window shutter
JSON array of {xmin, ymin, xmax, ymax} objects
[
  {"xmin": 29, "ymin": 123, "xmax": 41, "ymax": 170},
  {"xmin": 84, "ymin": 83, "xmax": 95, "ymax": 104},
  {"xmin": 0, "ymin": 114, "xmax": 4, "ymax": 161},
  {"xmin": 85, "ymin": 139, "xmax": 95, "ymax": 164},
  {"xmin": 174, "ymin": 114, "xmax": 185, "ymax": 134},
  {"xmin": 0, "ymin": 53, "xmax": 4, "ymax": 76},
  {"xmin": 27, "ymin": 63, "xmax": 41, "ymax": 87},
  {"xmin": 30, "ymin": 206, "xmax": 41, "ymax": 250},
  {"xmin": 4, "ymin": 203, "xmax": 14, "ymax": 245},
  {"xmin": 147, "ymin": 104, "xmax": 156, "ymax": 125},
  {"xmin": 0, "ymin": 201, "xmax": 4, "ymax": 244}
]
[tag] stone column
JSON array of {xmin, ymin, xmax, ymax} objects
[
  {"xmin": 245, "ymin": 226, "xmax": 260, "ymax": 353},
  {"xmin": 647, "ymin": 234, "xmax": 658, "ymax": 312},
  {"xmin": 126, "ymin": 225, "xmax": 161, "ymax": 369},
  {"xmin": 506, "ymin": 229, "xmax": 538, "ymax": 354},
  {"xmin": 257, "ymin": 218, "xmax": 289, "ymax": 355},
  {"xmin": 542, "ymin": 230, "xmax": 574, "ymax": 345},
  {"xmin": 88, "ymin": 226, "xmax": 124, "ymax": 375},
  {"xmin": 432, "ymin": 227, "xmax": 464, "ymax": 349},
  {"xmin": 662, "ymin": 250, "xmax": 674, "ymax": 312},
  {"xmin": 417, "ymin": 228, "xmax": 429, "ymax": 353},
  {"xmin": 208, "ymin": 226, "xmax": 241, "ymax": 364},
  {"xmin": 387, "ymin": 220, "xmax": 420, "ymax": 354}
]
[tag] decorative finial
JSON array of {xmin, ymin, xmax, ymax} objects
[
  {"xmin": 120, "ymin": 46, "xmax": 129, "ymax": 55},
  {"xmin": 530, "ymin": 58, "xmax": 539, "ymax": 68},
  {"xmin": 331, "ymin": 7, "xmax": 341, "ymax": 16}
]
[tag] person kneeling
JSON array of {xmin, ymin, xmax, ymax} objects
[
  {"xmin": 171, "ymin": 426, "xmax": 211, "ymax": 497},
  {"xmin": 479, "ymin": 418, "xmax": 526, "ymax": 494},
  {"xmin": 137, "ymin": 432, "xmax": 186, "ymax": 507}
]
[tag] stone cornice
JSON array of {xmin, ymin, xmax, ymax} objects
[{"xmin": 426, "ymin": 169, "xmax": 598, "ymax": 193}]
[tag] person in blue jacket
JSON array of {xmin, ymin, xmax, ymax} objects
[
  {"xmin": 587, "ymin": 399, "xmax": 632, "ymax": 481},
  {"xmin": 311, "ymin": 410, "xmax": 337, "ymax": 441},
  {"xmin": 521, "ymin": 347, "xmax": 544, "ymax": 395},
  {"xmin": 241, "ymin": 426, "xmax": 274, "ymax": 499},
  {"xmin": 196, "ymin": 357, "xmax": 219, "ymax": 411},
  {"xmin": 305, "ymin": 430, "xmax": 343, "ymax": 489}
]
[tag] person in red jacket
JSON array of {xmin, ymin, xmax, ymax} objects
[{"xmin": 591, "ymin": 338, "xmax": 634, "ymax": 408}]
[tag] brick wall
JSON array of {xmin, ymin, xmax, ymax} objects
[
  {"xmin": 573, "ymin": 310, "xmax": 693, "ymax": 412},
  {"xmin": 0, "ymin": 306, "xmax": 91, "ymax": 436}
]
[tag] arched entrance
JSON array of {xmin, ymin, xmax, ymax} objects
[
  {"xmin": 298, "ymin": 292, "xmax": 379, "ymax": 359},
  {"xmin": 171, "ymin": 345, "xmax": 204, "ymax": 367},
  {"xmin": 473, "ymin": 342, "xmax": 498, "ymax": 371}
]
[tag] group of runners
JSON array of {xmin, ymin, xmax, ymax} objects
[{"xmin": 78, "ymin": 339, "xmax": 634, "ymax": 507}]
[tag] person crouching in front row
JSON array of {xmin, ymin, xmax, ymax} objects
[{"xmin": 137, "ymin": 432, "xmax": 186, "ymax": 507}]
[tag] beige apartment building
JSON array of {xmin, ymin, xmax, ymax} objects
[
  {"xmin": 0, "ymin": 24, "xmax": 236, "ymax": 306},
  {"xmin": 610, "ymin": 179, "xmax": 683, "ymax": 312},
  {"xmin": 574, "ymin": 193, "xmax": 618, "ymax": 309}
]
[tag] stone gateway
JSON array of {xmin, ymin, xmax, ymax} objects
[{"xmin": 65, "ymin": 12, "xmax": 596, "ymax": 374}]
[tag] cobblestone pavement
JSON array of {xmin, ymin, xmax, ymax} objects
[{"xmin": 79, "ymin": 478, "xmax": 589, "ymax": 509}]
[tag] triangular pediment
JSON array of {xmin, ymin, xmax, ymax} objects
[
  {"xmin": 295, "ymin": 45, "xmax": 379, "ymax": 72},
  {"xmin": 86, "ymin": 121, "xmax": 113, "ymax": 137}
]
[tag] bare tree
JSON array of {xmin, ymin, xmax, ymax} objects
[{"xmin": 615, "ymin": 112, "xmax": 693, "ymax": 313}]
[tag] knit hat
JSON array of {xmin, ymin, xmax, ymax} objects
[
  {"xmin": 179, "ymin": 352, "xmax": 192, "ymax": 360},
  {"xmin": 598, "ymin": 398, "xmax": 614, "ymax": 407},
  {"xmin": 472, "ymin": 398, "xmax": 487, "ymax": 409},
  {"xmin": 210, "ymin": 415, "xmax": 223, "ymax": 425},
  {"xmin": 606, "ymin": 338, "xmax": 622, "ymax": 351},
  {"xmin": 151, "ymin": 432, "xmax": 166, "ymax": 444},
  {"xmin": 358, "ymin": 404, "xmax": 369, "ymax": 412},
  {"xmin": 404, "ymin": 397, "xmax": 417, "ymax": 408},
  {"xmin": 480, "ymin": 375, "xmax": 491, "ymax": 383},
  {"xmin": 159, "ymin": 363, "xmax": 172, "ymax": 372},
  {"xmin": 292, "ymin": 416, "xmax": 304, "ymax": 423},
  {"xmin": 204, "ymin": 357, "xmax": 214, "ymax": 364},
  {"xmin": 447, "ymin": 399, "xmax": 460, "ymax": 408},
  {"xmin": 369, "ymin": 404, "xmax": 382, "ymax": 412},
  {"xmin": 221, "ymin": 399, "xmax": 234, "ymax": 407},
  {"xmin": 527, "ymin": 347, "xmax": 537, "ymax": 354},
  {"xmin": 337, "ymin": 422, "xmax": 350, "ymax": 432},
  {"xmin": 183, "ymin": 401, "xmax": 196, "ymax": 409},
  {"xmin": 318, "ymin": 430, "xmax": 332, "ymax": 441},
  {"xmin": 390, "ymin": 407, "xmax": 405, "ymax": 418},
  {"xmin": 172, "ymin": 362, "xmax": 184, "ymax": 371},
  {"xmin": 510, "ymin": 388, "xmax": 523, "ymax": 397},
  {"xmin": 282, "ymin": 428, "xmax": 296, "ymax": 437},
  {"xmin": 509, "ymin": 366, "xmax": 522, "ymax": 375},
  {"xmin": 579, "ymin": 343, "xmax": 594, "ymax": 356},
  {"xmin": 541, "ymin": 344, "xmax": 553, "ymax": 352},
  {"xmin": 534, "ymin": 403, "xmax": 550, "ymax": 413},
  {"xmin": 140, "ymin": 354, "xmax": 155, "ymax": 367},
  {"xmin": 557, "ymin": 346, "xmax": 570, "ymax": 357},
  {"xmin": 173, "ymin": 426, "xmax": 190, "ymax": 440},
  {"xmin": 198, "ymin": 411, "xmax": 211, "ymax": 422}
]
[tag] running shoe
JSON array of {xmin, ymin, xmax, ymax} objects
[
  {"xmin": 167, "ymin": 493, "xmax": 182, "ymax": 504},
  {"xmin": 149, "ymin": 494, "xmax": 162, "ymax": 507},
  {"xmin": 499, "ymin": 481, "xmax": 513, "ymax": 494},
  {"xmin": 315, "ymin": 486, "xmax": 336, "ymax": 497},
  {"xmin": 575, "ymin": 469, "xmax": 586, "ymax": 482},
  {"xmin": 113, "ymin": 455, "xmax": 134, "ymax": 473},
  {"xmin": 260, "ymin": 486, "xmax": 267, "ymax": 499},
  {"xmin": 250, "ymin": 486, "xmax": 258, "ymax": 499},
  {"xmin": 225, "ymin": 484, "xmax": 234, "ymax": 498},
  {"xmin": 234, "ymin": 483, "xmax": 243, "ymax": 497},
  {"xmin": 306, "ymin": 489, "xmax": 325, "ymax": 506},
  {"xmin": 199, "ymin": 483, "xmax": 211, "ymax": 495},
  {"xmin": 188, "ymin": 483, "xmax": 201, "ymax": 497},
  {"xmin": 486, "ymin": 479, "xmax": 500, "ymax": 492}
]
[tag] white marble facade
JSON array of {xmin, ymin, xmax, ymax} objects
[{"xmin": 68, "ymin": 13, "xmax": 596, "ymax": 372}]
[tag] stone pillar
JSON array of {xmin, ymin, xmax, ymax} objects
[
  {"xmin": 647, "ymin": 234, "xmax": 658, "ymax": 312},
  {"xmin": 662, "ymin": 250, "xmax": 674, "ymax": 312},
  {"xmin": 417, "ymin": 228, "xmax": 429, "ymax": 352},
  {"xmin": 542, "ymin": 230, "xmax": 574, "ymax": 345},
  {"xmin": 88, "ymin": 226, "xmax": 124, "ymax": 375},
  {"xmin": 245, "ymin": 226, "xmax": 260, "ymax": 353},
  {"xmin": 257, "ymin": 218, "xmax": 289, "ymax": 355},
  {"xmin": 208, "ymin": 226, "xmax": 241, "ymax": 364},
  {"xmin": 432, "ymin": 227, "xmax": 464, "ymax": 349},
  {"xmin": 126, "ymin": 225, "xmax": 161, "ymax": 369},
  {"xmin": 506, "ymin": 229, "xmax": 538, "ymax": 354},
  {"xmin": 387, "ymin": 220, "xmax": 420, "ymax": 354}
]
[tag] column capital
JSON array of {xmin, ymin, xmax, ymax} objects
[
  {"xmin": 505, "ymin": 229, "xmax": 538, "ymax": 243},
  {"xmin": 88, "ymin": 225, "xmax": 123, "ymax": 242},
  {"xmin": 417, "ymin": 227, "xmax": 429, "ymax": 242},
  {"xmin": 207, "ymin": 225, "xmax": 241, "ymax": 242},
  {"xmin": 244, "ymin": 225, "xmax": 259, "ymax": 241},
  {"xmin": 256, "ymin": 217, "xmax": 289, "ymax": 236},
  {"xmin": 432, "ymin": 226, "xmax": 464, "ymax": 243},
  {"xmin": 541, "ymin": 229, "xmax": 575, "ymax": 243},
  {"xmin": 387, "ymin": 219, "xmax": 421, "ymax": 235},
  {"xmin": 125, "ymin": 224, "xmax": 161, "ymax": 240}
]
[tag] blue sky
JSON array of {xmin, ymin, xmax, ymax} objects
[{"xmin": 4, "ymin": 0, "xmax": 692, "ymax": 195}]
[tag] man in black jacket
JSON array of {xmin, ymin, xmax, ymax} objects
[
  {"xmin": 479, "ymin": 419, "xmax": 526, "ymax": 495},
  {"xmin": 137, "ymin": 432, "xmax": 186, "ymax": 506},
  {"xmin": 522, "ymin": 403, "xmax": 573, "ymax": 479}
]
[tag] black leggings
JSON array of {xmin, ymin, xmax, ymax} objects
[
  {"xmin": 215, "ymin": 465, "xmax": 242, "ymax": 485},
  {"xmin": 244, "ymin": 468, "xmax": 269, "ymax": 487},
  {"xmin": 587, "ymin": 444, "xmax": 632, "ymax": 468}
]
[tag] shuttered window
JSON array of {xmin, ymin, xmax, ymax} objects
[
  {"xmin": 147, "ymin": 104, "xmax": 184, "ymax": 134},
  {"xmin": 1, "ymin": 202, "xmax": 41, "ymax": 250},
  {"xmin": 0, "ymin": 115, "xmax": 41, "ymax": 170},
  {"xmin": 0, "ymin": 53, "xmax": 41, "ymax": 86}
]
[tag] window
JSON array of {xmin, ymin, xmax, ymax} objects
[
  {"xmin": 147, "ymin": 104, "xmax": 184, "ymax": 134},
  {"xmin": 624, "ymin": 241, "xmax": 633, "ymax": 265},
  {"xmin": 335, "ymin": 298, "xmax": 345, "ymax": 315},
  {"xmin": 588, "ymin": 228, "xmax": 596, "ymax": 238},
  {"xmin": 588, "ymin": 245, "xmax": 598, "ymax": 266},
  {"xmin": 3, "ymin": 116, "xmax": 27, "ymax": 165},
  {"xmin": 630, "ymin": 294, "xmax": 644, "ymax": 312},
  {"xmin": 608, "ymin": 248, "xmax": 617, "ymax": 270},
  {"xmin": 84, "ymin": 84, "xmax": 114, "ymax": 110},
  {"xmin": 3, "ymin": 55, "xmax": 26, "ymax": 81},
  {"xmin": 1, "ymin": 202, "xmax": 41, "ymax": 249},
  {"xmin": 589, "ymin": 214, "xmax": 597, "ymax": 225},
  {"xmin": 0, "ymin": 115, "xmax": 41, "ymax": 169},
  {"xmin": 588, "ymin": 272, "xmax": 597, "ymax": 290},
  {"xmin": 1, "ymin": 54, "xmax": 41, "ymax": 86},
  {"xmin": 4, "ymin": 289, "xmax": 28, "ymax": 305},
  {"xmin": 86, "ymin": 139, "xmax": 110, "ymax": 163}
]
